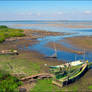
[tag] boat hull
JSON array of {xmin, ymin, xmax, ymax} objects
[
  {"xmin": 62, "ymin": 64, "xmax": 88, "ymax": 86},
  {"xmin": 52, "ymin": 64, "xmax": 88, "ymax": 87}
]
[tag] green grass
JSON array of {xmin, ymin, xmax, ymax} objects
[
  {"xmin": 88, "ymin": 85, "xmax": 92, "ymax": 90},
  {"xmin": 31, "ymin": 78, "xmax": 79, "ymax": 92},
  {"xmin": 31, "ymin": 79, "xmax": 60, "ymax": 92},
  {"xmin": 0, "ymin": 25, "xmax": 25, "ymax": 43},
  {"xmin": 0, "ymin": 54, "xmax": 80, "ymax": 92},
  {"xmin": 0, "ymin": 55, "xmax": 42, "ymax": 77},
  {"xmin": 0, "ymin": 55, "xmax": 80, "ymax": 92},
  {"xmin": 0, "ymin": 25, "xmax": 8, "ymax": 29},
  {"xmin": 0, "ymin": 70, "xmax": 22, "ymax": 92}
]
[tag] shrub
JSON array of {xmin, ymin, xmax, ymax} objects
[
  {"xmin": 0, "ymin": 25, "xmax": 8, "ymax": 29},
  {"xmin": 0, "ymin": 70, "xmax": 22, "ymax": 92},
  {"xmin": 0, "ymin": 26, "xmax": 25, "ymax": 43},
  {"xmin": 0, "ymin": 36, "xmax": 5, "ymax": 43}
]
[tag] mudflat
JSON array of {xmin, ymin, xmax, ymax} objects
[
  {"xmin": 46, "ymin": 41, "xmax": 84, "ymax": 54},
  {"xmin": 66, "ymin": 36, "xmax": 92, "ymax": 50}
]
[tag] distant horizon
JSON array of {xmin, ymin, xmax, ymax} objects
[{"xmin": 1, "ymin": 20, "xmax": 92, "ymax": 22}]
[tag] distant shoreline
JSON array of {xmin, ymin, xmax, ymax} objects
[
  {"xmin": 1, "ymin": 21, "xmax": 92, "ymax": 29},
  {"xmin": 1, "ymin": 20, "xmax": 92, "ymax": 22}
]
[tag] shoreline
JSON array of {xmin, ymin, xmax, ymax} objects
[
  {"xmin": 5, "ymin": 29, "xmax": 65, "ymax": 42},
  {"xmin": 12, "ymin": 23, "xmax": 92, "ymax": 28}
]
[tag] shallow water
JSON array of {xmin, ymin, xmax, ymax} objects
[
  {"xmin": 1, "ymin": 21, "xmax": 92, "ymax": 62},
  {"xmin": 27, "ymin": 34, "xmax": 92, "ymax": 62}
]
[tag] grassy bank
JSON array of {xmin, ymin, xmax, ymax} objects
[
  {"xmin": 0, "ymin": 51, "xmax": 62, "ymax": 91},
  {"xmin": 0, "ymin": 54, "xmax": 43, "ymax": 77},
  {"xmin": 0, "ymin": 25, "xmax": 25, "ymax": 43},
  {"xmin": 31, "ymin": 79, "xmax": 60, "ymax": 92},
  {"xmin": 31, "ymin": 78, "xmax": 79, "ymax": 92}
]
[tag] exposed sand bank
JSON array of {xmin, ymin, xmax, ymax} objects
[
  {"xmin": 23, "ymin": 29, "xmax": 65, "ymax": 36},
  {"xmin": 46, "ymin": 41, "xmax": 84, "ymax": 54},
  {"xmin": 66, "ymin": 36, "xmax": 92, "ymax": 50},
  {"xmin": 12, "ymin": 23, "xmax": 92, "ymax": 28}
]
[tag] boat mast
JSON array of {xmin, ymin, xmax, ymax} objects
[
  {"xmin": 53, "ymin": 41, "xmax": 57, "ymax": 56},
  {"xmin": 75, "ymin": 55, "xmax": 76, "ymax": 61},
  {"xmin": 83, "ymin": 48, "xmax": 85, "ymax": 61}
]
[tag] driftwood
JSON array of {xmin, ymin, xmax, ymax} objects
[
  {"xmin": 0, "ymin": 50, "xmax": 19, "ymax": 55},
  {"xmin": 20, "ymin": 73, "xmax": 53, "ymax": 83},
  {"xmin": 73, "ymin": 51, "xmax": 84, "ymax": 55}
]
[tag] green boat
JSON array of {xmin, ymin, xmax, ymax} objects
[{"xmin": 50, "ymin": 61, "xmax": 88, "ymax": 87}]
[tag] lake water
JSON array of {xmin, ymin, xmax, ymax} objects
[{"xmin": 1, "ymin": 20, "xmax": 92, "ymax": 62}]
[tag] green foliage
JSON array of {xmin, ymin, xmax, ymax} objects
[
  {"xmin": 0, "ymin": 70, "xmax": 22, "ymax": 92},
  {"xmin": 31, "ymin": 78, "xmax": 79, "ymax": 92},
  {"xmin": 0, "ymin": 25, "xmax": 8, "ymax": 29},
  {"xmin": 88, "ymin": 85, "xmax": 92, "ymax": 90},
  {"xmin": 0, "ymin": 55, "xmax": 42, "ymax": 77},
  {"xmin": 0, "ymin": 25, "xmax": 25, "ymax": 43},
  {"xmin": 0, "ymin": 36, "xmax": 5, "ymax": 42},
  {"xmin": 31, "ymin": 79, "xmax": 60, "ymax": 92}
]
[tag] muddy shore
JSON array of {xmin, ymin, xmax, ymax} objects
[
  {"xmin": 46, "ymin": 41, "xmax": 84, "ymax": 54},
  {"xmin": 45, "ymin": 35, "xmax": 92, "ymax": 54},
  {"xmin": 66, "ymin": 36, "xmax": 92, "ymax": 50}
]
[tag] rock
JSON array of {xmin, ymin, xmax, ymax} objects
[{"xmin": 19, "ymin": 88, "xmax": 27, "ymax": 92}]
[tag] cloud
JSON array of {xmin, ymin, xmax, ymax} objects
[
  {"xmin": 84, "ymin": 10, "xmax": 92, "ymax": 14},
  {"xmin": 18, "ymin": 12, "xmax": 32, "ymax": 16},
  {"xmin": 27, "ymin": 12, "xmax": 32, "ymax": 16},
  {"xmin": 37, "ymin": 13, "xmax": 41, "ymax": 16},
  {"xmin": 57, "ymin": 11, "xmax": 63, "ymax": 15}
]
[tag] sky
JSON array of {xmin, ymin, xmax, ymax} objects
[{"xmin": 0, "ymin": 1, "xmax": 92, "ymax": 21}]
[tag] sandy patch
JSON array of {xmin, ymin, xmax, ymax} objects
[{"xmin": 66, "ymin": 36, "xmax": 92, "ymax": 50}]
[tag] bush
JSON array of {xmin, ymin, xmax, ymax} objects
[
  {"xmin": 0, "ymin": 36, "xmax": 5, "ymax": 43},
  {"xmin": 0, "ymin": 70, "xmax": 22, "ymax": 92},
  {"xmin": 0, "ymin": 25, "xmax": 8, "ymax": 29},
  {"xmin": 0, "ymin": 26, "xmax": 25, "ymax": 43}
]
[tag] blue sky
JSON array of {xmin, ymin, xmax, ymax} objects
[{"xmin": 0, "ymin": 1, "xmax": 92, "ymax": 20}]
